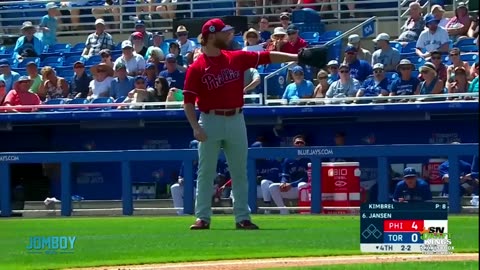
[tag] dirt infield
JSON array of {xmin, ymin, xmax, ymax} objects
[{"xmin": 72, "ymin": 253, "xmax": 479, "ymax": 270}]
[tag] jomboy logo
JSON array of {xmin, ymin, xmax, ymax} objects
[{"xmin": 26, "ymin": 236, "xmax": 76, "ymax": 254}]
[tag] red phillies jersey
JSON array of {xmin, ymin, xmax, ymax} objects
[
  {"xmin": 183, "ymin": 50, "xmax": 271, "ymax": 112},
  {"xmin": 281, "ymin": 38, "xmax": 308, "ymax": 54}
]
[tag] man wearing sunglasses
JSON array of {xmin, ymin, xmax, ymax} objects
[
  {"xmin": 282, "ymin": 24, "xmax": 307, "ymax": 54},
  {"xmin": 267, "ymin": 135, "xmax": 310, "ymax": 215},
  {"xmin": 343, "ymin": 46, "xmax": 372, "ymax": 83}
]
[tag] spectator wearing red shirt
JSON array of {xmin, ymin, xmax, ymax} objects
[
  {"xmin": 2, "ymin": 76, "xmax": 41, "ymax": 112},
  {"xmin": 282, "ymin": 24, "xmax": 307, "ymax": 54}
]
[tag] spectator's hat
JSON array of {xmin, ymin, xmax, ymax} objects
[
  {"xmin": 165, "ymin": 53, "xmax": 177, "ymax": 62},
  {"xmin": 372, "ymin": 33, "xmax": 390, "ymax": 43},
  {"xmin": 132, "ymin": 31, "xmax": 144, "ymax": 40},
  {"xmin": 431, "ymin": 4, "xmax": 445, "ymax": 13},
  {"xmin": 0, "ymin": 59, "xmax": 10, "ymax": 67},
  {"xmin": 339, "ymin": 63, "xmax": 350, "ymax": 70},
  {"xmin": 271, "ymin": 27, "xmax": 287, "ymax": 38},
  {"xmin": 121, "ymin": 40, "xmax": 133, "ymax": 49},
  {"xmin": 135, "ymin": 20, "xmax": 145, "ymax": 28},
  {"xmin": 251, "ymin": 141, "xmax": 263, "ymax": 148},
  {"xmin": 347, "ymin": 34, "xmax": 360, "ymax": 46},
  {"xmin": 21, "ymin": 21, "xmax": 36, "ymax": 31},
  {"xmin": 292, "ymin": 65, "xmax": 304, "ymax": 74},
  {"xmin": 145, "ymin": 62, "xmax": 155, "ymax": 70},
  {"xmin": 344, "ymin": 45, "xmax": 358, "ymax": 53},
  {"xmin": 114, "ymin": 62, "xmax": 126, "ymax": 71},
  {"xmin": 456, "ymin": 2, "xmax": 467, "ymax": 10},
  {"xmin": 95, "ymin": 19, "xmax": 105, "ymax": 26},
  {"xmin": 17, "ymin": 76, "xmax": 32, "ymax": 82},
  {"xmin": 373, "ymin": 63, "xmax": 384, "ymax": 71},
  {"xmin": 454, "ymin": 66, "xmax": 467, "ymax": 74},
  {"xmin": 26, "ymin": 61, "xmax": 37, "ymax": 67},
  {"xmin": 450, "ymin": 47, "xmax": 460, "ymax": 54},
  {"xmin": 91, "ymin": 63, "xmax": 114, "ymax": 77},
  {"xmin": 424, "ymin": 14, "xmax": 440, "ymax": 26},
  {"xmin": 99, "ymin": 49, "xmax": 111, "ymax": 57},
  {"xmin": 201, "ymin": 18, "xmax": 234, "ymax": 38},
  {"xmin": 327, "ymin": 60, "xmax": 339, "ymax": 67},
  {"xmin": 396, "ymin": 59, "xmax": 415, "ymax": 71},
  {"xmin": 243, "ymin": 28, "xmax": 259, "ymax": 40},
  {"xmin": 153, "ymin": 31, "xmax": 164, "ymax": 37},
  {"xmin": 176, "ymin": 25, "xmax": 188, "ymax": 34},
  {"xmin": 280, "ymin": 12, "xmax": 290, "ymax": 20},
  {"xmin": 419, "ymin": 62, "xmax": 437, "ymax": 75},
  {"xmin": 430, "ymin": 50, "xmax": 442, "ymax": 57},
  {"xmin": 134, "ymin": 75, "xmax": 146, "ymax": 82},
  {"xmin": 46, "ymin": 2, "xmax": 58, "ymax": 10},
  {"xmin": 73, "ymin": 61, "xmax": 85, "ymax": 68},
  {"xmin": 403, "ymin": 167, "xmax": 417, "ymax": 178},
  {"xmin": 286, "ymin": 24, "xmax": 299, "ymax": 35},
  {"xmin": 189, "ymin": 140, "xmax": 199, "ymax": 149}
]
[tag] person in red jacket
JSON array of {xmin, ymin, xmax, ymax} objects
[
  {"xmin": 2, "ymin": 76, "xmax": 41, "ymax": 112},
  {"xmin": 282, "ymin": 24, "xmax": 308, "ymax": 54}
]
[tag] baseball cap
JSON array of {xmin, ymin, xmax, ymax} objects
[
  {"xmin": 132, "ymin": 31, "xmax": 144, "ymax": 40},
  {"xmin": 403, "ymin": 167, "xmax": 417, "ymax": 178},
  {"xmin": 46, "ymin": 2, "xmax": 58, "ymax": 10},
  {"xmin": 396, "ymin": 59, "xmax": 414, "ymax": 71},
  {"xmin": 17, "ymin": 76, "xmax": 32, "ymax": 82},
  {"xmin": 424, "ymin": 14, "xmax": 440, "ymax": 26},
  {"xmin": 26, "ymin": 61, "xmax": 37, "ymax": 67},
  {"xmin": 176, "ymin": 25, "xmax": 188, "ymax": 33},
  {"xmin": 145, "ymin": 62, "xmax": 155, "ymax": 69},
  {"xmin": 327, "ymin": 60, "xmax": 339, "ymax": 67},
  {"xmin": 165, "ymin": 53, "xmax": 177, "ymax": 62},
  {"xmin": 348, "ymin": 34, "xmax": 360, "ymax": 45},
  {"xmin": 373, "ymin": 33, "xmax": 390, "ymax": 43},
  {"xmin": 99, "ymin": 49, "xmax": 111, "ymax": 56},
  {"xmin": 134, "ymin": 75, "xmax": 146, "ymax": 82},
  {"xmin": 0, "ymin": 59, "xmax": 10, "ymax": 67},
  {"xmin": 292, "ymin": 66, "xmax": 304, "ymax": 74},
  {"xmin": 114, "ymin": 62, "xmax": 126, "ymax": 71},
  {"xmin": 135, "ymin": 20, "xmax": 145, "ymax": 27},
  {"xmin": 73, "ymin": 60, "xmax": 85, "ymax": 67},
  {"xmin": 189, "ymin": 140, "xmax": 199, "ymax": 149},
  {"xmin": 286, "ymin": 24, "xmax": 299, "ymax": 34},
  {"xmin": 121, "ymin": 40, "xmax": 133, "ymax": 49},
  {"xmin": 456, "ymin": 2, "xmax": 467, "ymax": 9},
  {"xmin": 339, "ymin": 63, "xmax": 350, "ymax": 70},
  {"xmin": 95, "ymin": 18, "xmax": 105, "ymax": 25},
  {"xmin": 373, "ymin": 63, "xmax": 384, "ymax": 70},
  {"xmin": 344, "ymin": 46, "xmax": 358, "ymax": 53},
  {"xmin": 431, "ymin": 4, "xmax": 445, "ymax": 13},
  {"xmin": 280, "ymin": 12, "xmax": 289, "ymax": 20},
  {"xmin": 201, "ymin": 18, "xmax": 234, "ymax": 38},
  {"xmin": 153, "ymin": 31, "xmax": 164, "ymax": 37},
  {"xmin": 454, "ymin": 66, "xmax": 467, "ymax": 74}
]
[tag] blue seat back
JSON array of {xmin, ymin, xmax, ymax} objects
[
  {"xmin": 71, "ymin": 43, "xmax": 86, "ymax": 52},
  {"xmin": 300, "ymin": 32, "xmax": 320, "ymax": 43},
  {"xmin": 85, "ymin": 55, "xmax": 102, "ymax": 66},
  {"xmin": 402, "ymin": 41, "xmax": 417, "ymax": 54},
  {"xmin": 41, "ymin": 56, "xmax": 64, "ymax": 67},
  {"xmin": 48, "ymin": 43, "xmax": 72, "ymax": 53},
  {"xmin": 15, "ymin": 57, "xmax": 40, "ymax": 68}
]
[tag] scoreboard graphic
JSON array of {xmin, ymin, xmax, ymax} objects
[{"xmin": 360, "ymin": 203, "xmax": 449, "ymax": 253}]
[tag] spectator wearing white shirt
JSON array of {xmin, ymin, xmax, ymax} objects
[
  {"xmin": 371, "ymin": 33, "xmax": 400, "ymax": 72},
  {"xmin": 88, "ymin": 63, "xmax": 114, "ymax": 99},
  {"xmin": 242, "ymin": 28, "xmax": 264, "ymax": 52},
  {"xmin": 114, "ymin": 40, "xmax": 146, "ymax": 76},
  {"xmin": 175, "ymin": 25, "xmax": 195, "ymax": 59},
  {"xmin": 416, "ymin": 14, "xmax": 450, "ymax": 58},
  {"xmin": 431, "ymin": 5, "xmax": 449, "ymax": 29}
]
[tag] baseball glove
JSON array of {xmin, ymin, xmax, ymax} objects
[{"xmin": 298, "ymin": 46, "xmax": 328, "ymax": 69}]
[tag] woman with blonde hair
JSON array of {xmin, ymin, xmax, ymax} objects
[
  {"xmin": 38, "ymin": 66, "xmax": 69, "ymax": 101},
  {"xmin": 417, "ymin": 62, "xmax": 444, "ymax": 96},
  {"xmin": 313, "ymin": 70, "xmax": 330, "ymax": 98},
  {"xmin": 146, "ymin": 46, "xmax": 165, "ymax": 75}
]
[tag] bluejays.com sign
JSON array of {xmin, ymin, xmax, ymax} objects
[{"xmin": 26, "ymin": 236, "xmax": 76, "ymax": 254}]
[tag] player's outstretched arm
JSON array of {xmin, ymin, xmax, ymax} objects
[{"xmin": 268, "ymin": 51, "xmax": 298, "ymax": 64}]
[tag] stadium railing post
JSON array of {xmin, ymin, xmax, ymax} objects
[
  {"xmin": 122, "ymin": 161, "xmax": 133, "ymax": 216},
  {"xmin": 183, "ymin": 160, "xmax": 195, "ymax": 215},
  {"xmin": 60, "ymin": 162, "xmax": 72, "ymax": 216},
  {"xmin": 0, "ymin": 163, "xmax": 11, "ymax": 217},
  {"xmin": 377, "ymin": 157, "xmax": 390, "ymax": 203},
  {"xmin": 447, "ymin": 155, "xmax": 461, "ymax": 213},
  {"xmin": 247, "ymin": 158, "xmax": 258, "ymax": 213},
  {"xmin": 310, "ymin": 157, "xmax": 322, "ymax": 214}
]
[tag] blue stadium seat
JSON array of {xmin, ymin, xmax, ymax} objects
[
  {"xmin": 64, "ymin": 55, "xmax": 82, "ymax": 66},
  {"xmin": 41, "ymin": 56, "xmax": 64, "ymax": 67},
  {"xmin": 390, "ymin": 42, "xmax": 402, "ymax": 52},
  {"xmin": 90, "ymin": 97, "xmax": 114, "ymax": 110},
  {"xmin": 0, "ymin": 46, "xmax": 14, "ymax": 55},
  {"xmin": 460, "ymin": 53, "xmax": 478, "ymax": 65},
  {"xmin": 404, "ymin": 55, "xmax": 425, "ymax": 70},
  {"xmin": 66, "ymin": 98, "xmax": 89, "ymax": 111},
  {"xmin": 455, "ymin": 38, "xmax": 476, "ymax": 47},
  {"xmin": 300, "ymin": 32, "xmax": 320, "ymax": 43},
  {"xmin": 318, "ymin": 31, "xmax": 341, "ymax": 43},
  {"xmin": 114, "ymin": 43, "xmax": 123, "ymax": 51},
  {"xmin": 213, "ymin": 1, "xmax": 235, "ymax": 17},
  {"xmin": 233, "ymin": 36, "xmax": 244, "ymax": 45},
  {"xmin": 24, "ymin": 4, "xmax": 46, "ymax": 25},
  {"xmin": 71, "ymin": 43, "xmax": 86, "ymax": 53},
  {"xmin": 115, "ymin": 96, "xmax": 126, "ymax": 103},
  {"xmin": 58, "ymin": 70, "xmax": 74, "ymax": 79},
  {"xmin": 0, "ymin": 5, "xmax": 25, "ymax": 28},
  {"xmin": 15, "ymin": 57, "xmax": 40, "ymax": 68},
  {"xmin": 386, "ymin": 72, "xmax": 399, "ymax": 83},
  {"xmin": 411, "ymin": 70, "xmax": 419, "ymax": 79},
  {"xmin": 42, "ymin": 98, "xmax": 66, "ymax": 112},
  {"xmin": 48, "ymin": 43, "xmax": 72, "ymax": 54},
  {"xmin": 85, "ymin": 55, "xmax": 102, "ymax": 66},
  {"xmin": 0, "ymin": 54, "xmax": 12, "ymax": 60},
  {"xmin": 11, "ymin": 68, "xmax": 27, "ymax": 76},
  {"xmin": 402, "ymin": 41, "xmax": 417, "ymax": 54}
]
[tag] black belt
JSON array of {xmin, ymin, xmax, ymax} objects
[{"xmin": 204, "ymin": 108, "xmax": 243, "ymax": 116}]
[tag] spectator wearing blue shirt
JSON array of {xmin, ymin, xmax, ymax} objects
[
  {"xmin": 282, "ymin": 66, "xmax": 314, "ymax": 103},
  {"xmin": 13, "ymin": 22, "xmax": 44, "ymax": 60},
  {"xmin": 39, "ymin": 3, "xmax": 59, "ymax": 46},
  {"xmin": 268, "ymin": 135, "xmax": 310, "ymax": 214},
  {"xmin": 371, "ymin": 33, "xmax": 401, "ymax": 72},
  {"xmin": 159, "ymin": 54, "xmax": 186, "ymax": 90},
  {"xmin": 110, "ymin": 63, "xmax": 134, "ymax": 100},
  {"xmin": 0, "ymin": 59, "xmax": 21, "ymax": 93},
  {"xmin": 393, "ymin": 167, "xmax": 432, "ymax": 202},
  {"xmin": 438, "ymin": 157, "xmax": 479, "ymax": 196},
  {"xmin": 356, "ymin": 63, "xmax": 389, "ymax": 102},
  {"xmin": 389, "ymin": 59, "xmax": 421, "ymax": 98},
  {"xmin": 258, "ymin": 17, "xmax": 271, "ymax": 43},
  {"xmin": 327, "ymin": 60, "xmax": 340, "ymax": 84},
  {"xmin": 70, "ymin": 61, "xmax": 92, "ymax": 99},
  {"xmin": 344, "ymin": 46, "xmax": 372, "ymax": 83}
]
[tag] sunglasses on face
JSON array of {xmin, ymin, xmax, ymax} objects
[
  {"xmin": 74, "ymin": 66, "xmax": 84, "ymax": 69},
  {"xmin": 247, "ymin": 35, "xmax": 257, "ymax": 39},
  {"xmin": 400, "ymin": 67, "xmax": 411, "ymax": 71},
  {"xmin": 294, "ymin": 141, "xmax": 305, "ymax": 145},
  {"xmin": 136, "ymin": 81, "xmax": 145, "ymax": 84},
  {"xmin": 449, "ymin": 53, "xmax": 459, "ymax": 56},
  {"xmin": 155, "ymin": 80, "xmax": 161, "ymax": 84},
  {"xmin": 340, "ymin": 70, "xmax": 350, "ymax": 73},
  {"xmin": 177, "ymin": 32, "xmax": 187, "ymax": 36},
  {"xmin": 318, "ymin": 76, "xmax": 328, "ymax": 80},
  {"xmin": 329, "ymin": 66, "xmax": 338, "ymax": 70},
  {"xmin": 374, "ymin": 70, "xmax": 384, "ymax": 73},
  {"xmin": 421, "ymin": 70, "xmax": 430, "ymax": 74},
  {"xmin": 431, "ymin": 56, "xmax": 441, "ymax": 60}
]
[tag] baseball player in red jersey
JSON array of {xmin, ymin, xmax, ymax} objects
[{"xmin": 183, "ymin": 18, "xmax": 325, "ymax": 230}]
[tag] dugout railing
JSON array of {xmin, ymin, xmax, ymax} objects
[{"xmin": 0, "ymin": 144, "xmax": 478, "ymax": 217}]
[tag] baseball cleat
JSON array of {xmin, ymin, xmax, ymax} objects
[
  {"xmin": 235, "ymin": 220, "xmax": 259, "ymax": 230},
  {"xmin": 190, "ymin": 219, "xmax": 210, "ymax": 230}
]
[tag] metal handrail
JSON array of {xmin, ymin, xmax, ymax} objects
[{"xmin": 265, "ymin": 92, "xmax": 479, "ymax": 105}]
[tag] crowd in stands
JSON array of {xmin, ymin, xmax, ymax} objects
[{"xmin": 0, "ymin": 1, "xmax": 478, "ymax": 111}]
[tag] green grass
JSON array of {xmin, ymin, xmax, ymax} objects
[
  {"xmin": 267, "ymin": 261, "xmax": 479, "ymax": 270},
  {"xmin": 0, "ymin": 215, "xmax": 477, "ymax": 270}
]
